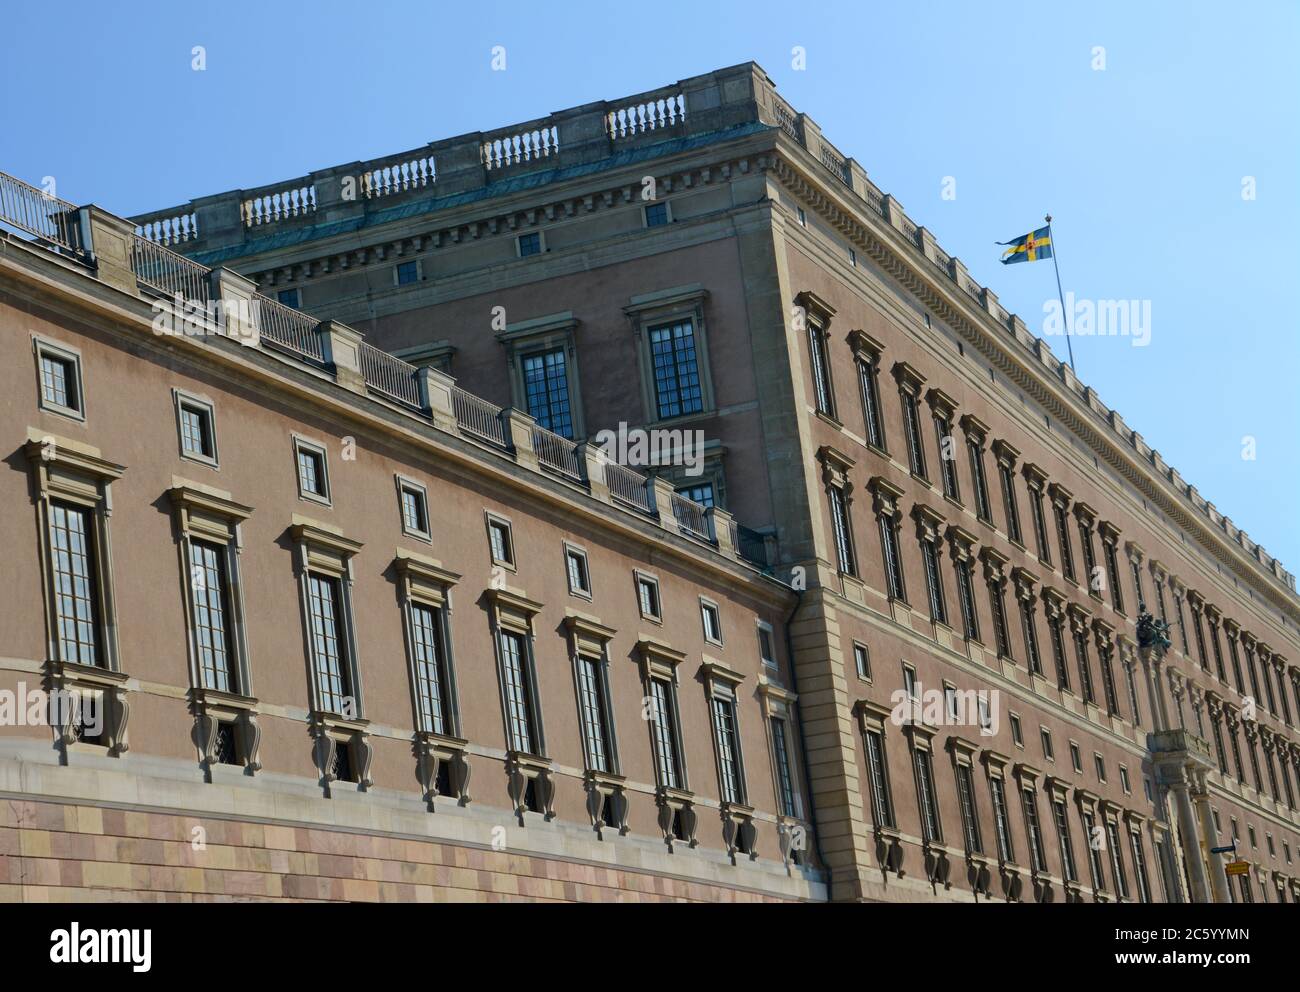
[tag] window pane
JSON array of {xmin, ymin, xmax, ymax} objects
[
  {"xmin": 191, "ymin": 540, "xmax": 235, "ymax": 693},
  {"xmin": 499, "ymin": 631, "xmax": 534, "ymax": 754},
  {"xmin": 771, "ymin": 717, "xmax": 797, "ymax": 817},
  {"xmin": 49, "ymin": 502, "xmax": 99, "ymax": 665},
  {"xmin": 649, "ymin": 321, "xmax": 703, "ymax": 419},
  {"xmin": 307, "ymin": 574, "xmax": 349, "ymax": 714},
  {"xmin": 521, "ymin": 348, "xmax": 573, "ymax": 438},
  {"xmin": 40, "ymin": 354, "xmax": 73, "ymax": 409},
  {"xmin": 577, "ymin": 655, "xmax": 609, "ymax": 772},
  {"xmin": 411, "ymin": 603, "xmax": 447, "ymax": 735},
  {"xmin": 180, "ymin": 405, "xmax": 211, "ymax": 457},
  {"xmin": 650, "ymin": 679, "xmax": 678, "ymax": 788},
  {"xmin": 712, "ymin": 696, "xmax": 743, "ymax": 804}
]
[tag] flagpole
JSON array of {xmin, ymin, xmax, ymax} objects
[{"xmin": 1045, "ymin": 213, "xmax": 1075, "ymax": 373}]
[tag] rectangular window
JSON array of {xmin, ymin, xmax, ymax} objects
[
  {"xmin": 903, "ymin": 663, "xmax": 918, "ymax": 700},
  {"xmin": 293, "ymin": 438, "xmax": 330, "ymax": 503},
  {"xmin": 829, "ymin": 486, "xmax": 856, "ymax": 576},
  {"xmin": 1105, "ymin": 541, "xmax": 1125, "ymax": 613},
  {"xmin": 921, "ymin": 539, "xmax": 947, "ymax": 624},
  {"xmin": 864, "ymin": 726, "xmax": 894, "ymax": 828},
  {"xmin": 999, "ymin": 464, "xmax": 1022, "ymax": 544},
  {"xmin": 701, "ymin": 599, "xmax": 723, "ymax": 645},
  {"xmin": 1130, "ymin": 830, "xmax": 1152, "ymax": 902},
  {"xmin": 1084, "ymin": 812, "xmax": 1106, "ymax": 891},
  {"xmin": 648, "ymin": 677, "xmax": 682, "ymax": 789},
  {"xmin": 1010, "ymin": 713, "xmax": 1024, "ymax": 748},
  {"xmin": 487, "ymin": 516, "xmax": 514, "ymax": 567},
  {"xmin": 711, "ymin": 695, "xmax": 745, "ymax": 804},
  {"xmin": 306, "ymin": 574, "xmax": 351, "ymax": 715},
  {"xmin": 808, "ymin": 320, "xmax": 834, "ymax": 416},
  {"xmin": 1070, "ymin": 742, "xmax": 1083, "ymax": 773},
  {"xmin": 900, "ymin": 390, "xmax": 927, "ymax": 479},
  {"xmin": 858, "ymin": 360, "xmax": 886, "ymax": 450},
  {"xmin": 1107, "ymin": 820, "xmax": 1129, "ymax": 899},
  {"xmin": 521, "ymin": 348, "xmax": 573, "ymax": 438},
  {"xmin": 1021, "ymin": 787, "xmax": 1048, "ymax": 873},
  {"xmin": 565, "ymin": 546, "xmax": 591, "ymax": 598},
  {"xmin": 636, "ymin": 573, "xmax": 661, "ymax": 621},
  {"xmin": 956, "ymin": 558, "xmax": 980, "ymax": 641},
  {"xmin": 955, "ymin": 762, "xmax": 983, "ymax": 855},
  {"xmin": 1052, "ymin": 799, "xmax": 1078, "ymax": 882},
  {"xmin": 1021, "ymin": 598, "xmax": 1043, "ymax": 675},
  {"xmin": 1120, "ymin": 765, "xmax": 1131, "ymax": 794},
  {"xmin": 35, "ymin": 338, "xmax": 85, "ymax": 419},
  {"xmin": 879, "ymin": 516, "xmax": 907, "ymax": 602},
  {"xmin": 771, "ymin": 716, "xmax": 797, "ymax": 817},
  {"xmin": 648, "ymin": 320, "xmax": 704, "ymax": 419},
  {"xmin": 576, "ymin": 653, "xmax": 614, "ymax": 773},
  {"xmin": 395, "ymin": 260, "xmax": 420, "ymax": 285},
  {"xmin": 176, "ymin": 395, "xmax": 217, "ymax": 464},
  {"xmin": 968, "ymin": 439, "xmax": 992, "ymax": 522},
  {"xmin": 913, "ymin": 747, "xmax": 941, "ymax": 843},
  {"xmin": 517, "ymin": 232, "xmax": 542, "ymax": 256},
  {"xmin": 989, "ymin": 775, "xmax": 1015, "ymax": 863},
  {"xmin": 1040, "ymin": 727, "xmax": 1054, "ymax": 762},
  {"xmin": 1094, "ymin": 753, "xmax": 1106, "ymax": 782},
  {"xmin": 1078, "ymin": 522, "xmax": 1098, "ymax": 593},
  {"xmin": 410, "ymin": 602, "xmax": 451, "ymax": 736},
  {"xmin": 276, "ymin": 288, "xmax": 301, "ymax": 308},
  {"xmin": 1049, "ymin": 616, "xmax": 1070, "ymax": 691},
  {"xmin": 676, "ymin": 481, "xmax": 715, "ymax": 508},
  {"xmin": 190, "ymin": 540, "xmax": 236, "ymax": 693},
  {"xmin": 499, "ymin": 629, "xmax": 538, "ymax": 754},
  {"xmin": 853, "ymin": 642, "xmax": 872, "ymax": 681},
  {"xmin": 1054, "ymin": 504, "xmax": 1076, "ymax": 581},
  {"xmin": 1029, "ymin": 486, "xmax": 1052, "ymax": 565},
  {"xmin": 398, "ymin": 479, "xmax": 430, "ymax": 540},
  {"xmin": 644, "ymin": 201, "xmax": 669, "ymax": 227},
  {"xmin": 757, "ymin": 622, "xmax": 777, "ymax": 669},
  {"xmin": 989, "ymin": 581, "xmax": 1011, "ymax": 659},
  {"xmin": 49, "ymin": 502, "xmax": 100, "ymax": 666}
]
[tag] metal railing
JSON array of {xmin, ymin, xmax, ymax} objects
[
  {"xmin": 360, "ymin": 342, "xmax": 421, "ymax": 407},
  {"xmin": 606, "ymin": 462, "xmax": 653, "ymax": 513},
  {"xmin": 131, "ymin": 235, "xmax": 211, "ymax": 303},
  {"xmin": 0, "ymin": 172, "xmax": 85, "ymax": 257},
  {"xmin": 253, "ymin": 293, "xmax": 324, "ymax": 361},
  {"xmin": 532, "ymin": 426, "xmax": 583, "ymax": 482},
  {"xmin": 671, "ymin": 492, "xmax": 713, "ymax": 541},
  {"xmin": 452, "ymin": 387, "xmax": 508, "ymax": 447}
]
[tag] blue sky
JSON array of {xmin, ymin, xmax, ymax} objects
[{"xmin": 3, "ymin": 0, "xmax": 1297, "ymax": 574}]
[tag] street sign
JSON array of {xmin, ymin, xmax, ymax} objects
[
  {"xmin": 1225, "ymin": 860, "xmax": 1250, "ymax": 876},
  {"xmin": 1211, "ymin": 844, "xmax": 1236, "ymax": 854}
]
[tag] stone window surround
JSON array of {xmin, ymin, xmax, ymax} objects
[
  {"xmin": 496, "ymin": 310, "xmax": 587, "ymax": 439},
  {"xmin": 869, "ymin": 475, "xmax": 908, "ymax": 605},
  {"xmin": 904, "ymin": 721, "xmax": 954, "ymax": 888},
  {"xmin": 292, "ymin": 519, "xmax": 372, "ymax": 793},
  {"xmin": 948, "ymin": 736, "xmax": 993, "ymax": 895},
  {"xmin": 169, "ymin": 481, "xmax": 260, "ymax": 776},
  {"xmin": 25, "ymin": 433, "xmax": 131, "ymax": 758},
  {"xmin": 171, "ymin": 387, "xmax": 219, "ymax": 468},
  {"xmin": 758, "ymin": 676, "xmax": 807, "ymax": 833},
  {"xmin": 856, "ymin": 700, "xmax": 904, "ymax": 876},
  {"xmin": 622, "ymin": 283, "xmax": 716, "ymax": 426},
  {"xmin": 891, "ymin": 360, "xmax": 929, "ymax": 482},
  {"xmin": 33, "ymin": 333, "xmax": 87, "ymax": 422},
  {"xmin": 290, "ymin": 432, "xmax": 332, "ymax": 507},
  {"xmin": 981, "ymin": 749, "xmax": 1024, "ymax": 901},
  {"xmin": 701, "ymin": 658, "xmax": 756, "ymax": 862},
  {"xmin": 484, "ymin": 510, "xmax": 515, "ymax": 571},
  {"xmin": 849, "ymin": 328, "xmax": 890, "ymax": 456},
  {"xmin": 818, "ymin": 444, "xmax": 859, "ymax": 581},
  {"xmin": 991, "ymin": 438, "xmax": 1023, "ymax": 548},
  {"xmin": 925, "ymin": 386, "xmax": 960, "ymax": 504},
  {"xmin": 795, "ymin": 289, "xmax": 840, "ymax": 424},
  {"xmin": 637, "ymin": 637, "xmax": 697, "ymax": 850},
  {"xmin": 394, "ymin": 473, "xmax": 432, "ymax": 543},
  {"xmin": 563, "ymin": 541, "xmax": 592, "ymax": 600},
  {"xmin": 394, "ymin": 549, "xmax": 470, "ymax": 809},
  {"xmin": 633, "ymin": 568, "xmax": 662, "ymax": 623},
  {"xmin": 564, "ymin": 611, "xmax": 628, "ymax": 838}
]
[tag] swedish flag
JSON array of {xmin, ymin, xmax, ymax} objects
[{"xmin": 998, "ymin": 226, "xmax": 1052, "ymax": 264}]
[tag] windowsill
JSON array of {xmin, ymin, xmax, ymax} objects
[
  {"xmin": 297, "ymin": 491, "xmax": 332, "ymax": 507},
  {"xmin": 180, "ymin": 452, "xmax": 220, "ymax": 470},
  {"xmin": 864, "ymin": 442, "xmax": 890, "ymax": 460},
  {"xmin": 814, "ymin": 410, "xmax": 843, "ymax": 430},
  {"xmin": 38, "ymin": 402, "xmax": 86, "ymax": 423},
  {"xmin": 402, "ymin": 527, "xmax": 434, "ymax": 544},
  {"xmin": 942, "ymin": 494, "xmax": 964, "ymax": 511}
]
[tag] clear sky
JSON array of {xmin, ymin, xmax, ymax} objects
[{"xmin": 3, "ymin": 0, "xmax": 1297, "ymax": 575}]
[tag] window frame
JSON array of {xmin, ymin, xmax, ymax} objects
[
  {"xmin": 624, "ymin": 285, "xmax": 716, "ymax": 424},
  {"xmin": 291, "ymin": 522, "xmax": 365, "ymax": 721},
  {"xmin": 699, "ymin": 596, "xmax": 724, "ymax": 647},
  {"xmin": 393, "ymin": 258, "xmax": 422, "ymax": 286},
  {"xmin": 516, "ymin": 231, "xmax": 544, "ymax": 257},
  {"xmin": 634, "ymin": 570, "xmax": 662, "ymax": 623},
  {"xmin": 172, "ymin": 389, "xmax": 219, "ymax": 468},
  {"xmin": 33, "ymin": 335, "xmax": 87, "ymax": 422},
  {"xmin": 395, "ymin": 474, "xmax": 432, "ymax": 543},
  {"xmin": 485, "ymin": 511, "xmax": 516, "ymax": 570},
  {"xmin": 563, "ymin": 542, "xmax": 592, "ymax": 600},
  {"xmin": 291, "ymin": 434, "xmax": 332, "ymax": 506},
  {"xmin": 642, "ymin": 200, "xmax": 671, "ymax": 228}
]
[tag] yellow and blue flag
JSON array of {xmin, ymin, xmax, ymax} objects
[{"xmin": 997, "ymin": 225, "xmax": 1052, "ymax": 264}]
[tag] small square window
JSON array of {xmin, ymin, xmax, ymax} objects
[
  {"xmin": 277, "ymin": 288, "xmax": 301, "ymax": 308},
  {"xmin": 1094, "ymin": 753, "xmax": 1106, "ymax": 783},
  {"xmin": 174, "ymin": 392, "xmax": 218, "ymax": 466},
  {"xmin": 1119, "ymin": 765, "xmax": 1131, "ymax": 794},
  {"xmin": 34, "ymin": 338, "xmax": 85, "ymax": 420},
  {"xmin": 1070, "ymin": 742, "xmax": 1082, "ymax": 773},
  {"xmin": 636, "ymin": 573, "xmax": 661, "ymax": 621},
  {"xmin": 796, "ymin": 207, "xmax": 807, "ymax": 227},
  {"xmin": 487, "ymin": 514, "xmax": 514, "ymax": 568},
  {"xmin": 397, "ymin": 477, "xmax": 430, "ymax": 541},
  {"xmin": 565, "ymin": 545, "xmax": 591, "ymax": 598},
  {"xmin": 700, "ymin": 599, "xmax": 723, "ymax": 645},
  {"xmin": 293, "ymin": 437, "xmax": 331, "ymax": 504},
  {"xmin": 396, "ymin": 260, "xmax": 420, "ymax": 285},
  {"xmin": 517, "ymin": 232, "xmax": 542, "ymax": 257},
  {"xmin": 1010, "ymin": 713, "xmax": 1023, "ymax": 748},
  {"xmin": 757, "ymin": 622, "xmax": 776, "ymax": 669},
  {"xmin": 644, "ymin": 202, "xmax": 669, "ymax": 227},
  {"xmin": 1040, "ymin": 728, "xmax": 1054, "ymax": 762},
  {"xmin": 853, "ymin": 642, "xmax": 871, "ymax": 681}
]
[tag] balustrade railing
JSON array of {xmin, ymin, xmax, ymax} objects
[
  {"xmin": 606, "ymin": 462, "xmax": 653, "ymax": 513},
  {"xmin": 242, "ymin": 181, "xmax": 316, "ymax": 227},
  {"xmin": 0, "ymin": 172, "xmax": 85, "ymax": 257},
  {"xmin": 362, "ymin": 151, "xmax": 436, "ymax": 199},
  {"xmin": 531, "ymin": 426, "xmax": 583, "ymax": 481},
  {"xmin": 671, "ymin": 492, "xmax": 713, "ymax": 541},
  {"xmin": 135, "ymin": 208, "xmax": 198, "ymax": 246},
  {"xmin": 606, "ymin": 89, "xmax": 686, "ymax": 139},
  {"xmin": 481, "ymin": 120, "xmax": 559, "ymax": 171},
  {"xmin": 452, "ymin": 387, "xmax": 508, "ymax": 446},
  {"xmin": 360, "ymin": 342, "xmax": 421, "ymax": 407},
  {"xmin": 131, "ymin": 235, "xmax": 211, "ymax": 303},
  {"xmin": 252, "ymin": 293, "xmax": 324, "ymax": 360}
]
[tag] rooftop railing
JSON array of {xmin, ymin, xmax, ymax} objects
[
  {"xmin": 0, "ymin": 172, "xmax": 86, "ymax": 258},
  {"xmin": 531, "ymin": 425, "xmax": 583, "ymax": 482},
  {"xmin": 132, "ymin": 234, "xmax": 211, "ymax": 304},
  {"xmin": 254, "ymin": 293, "xmax": 326, "ymax": 362},
  {"xmin": 451, "ymin": 386, "xmax": 508, "ymax": 447}
]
